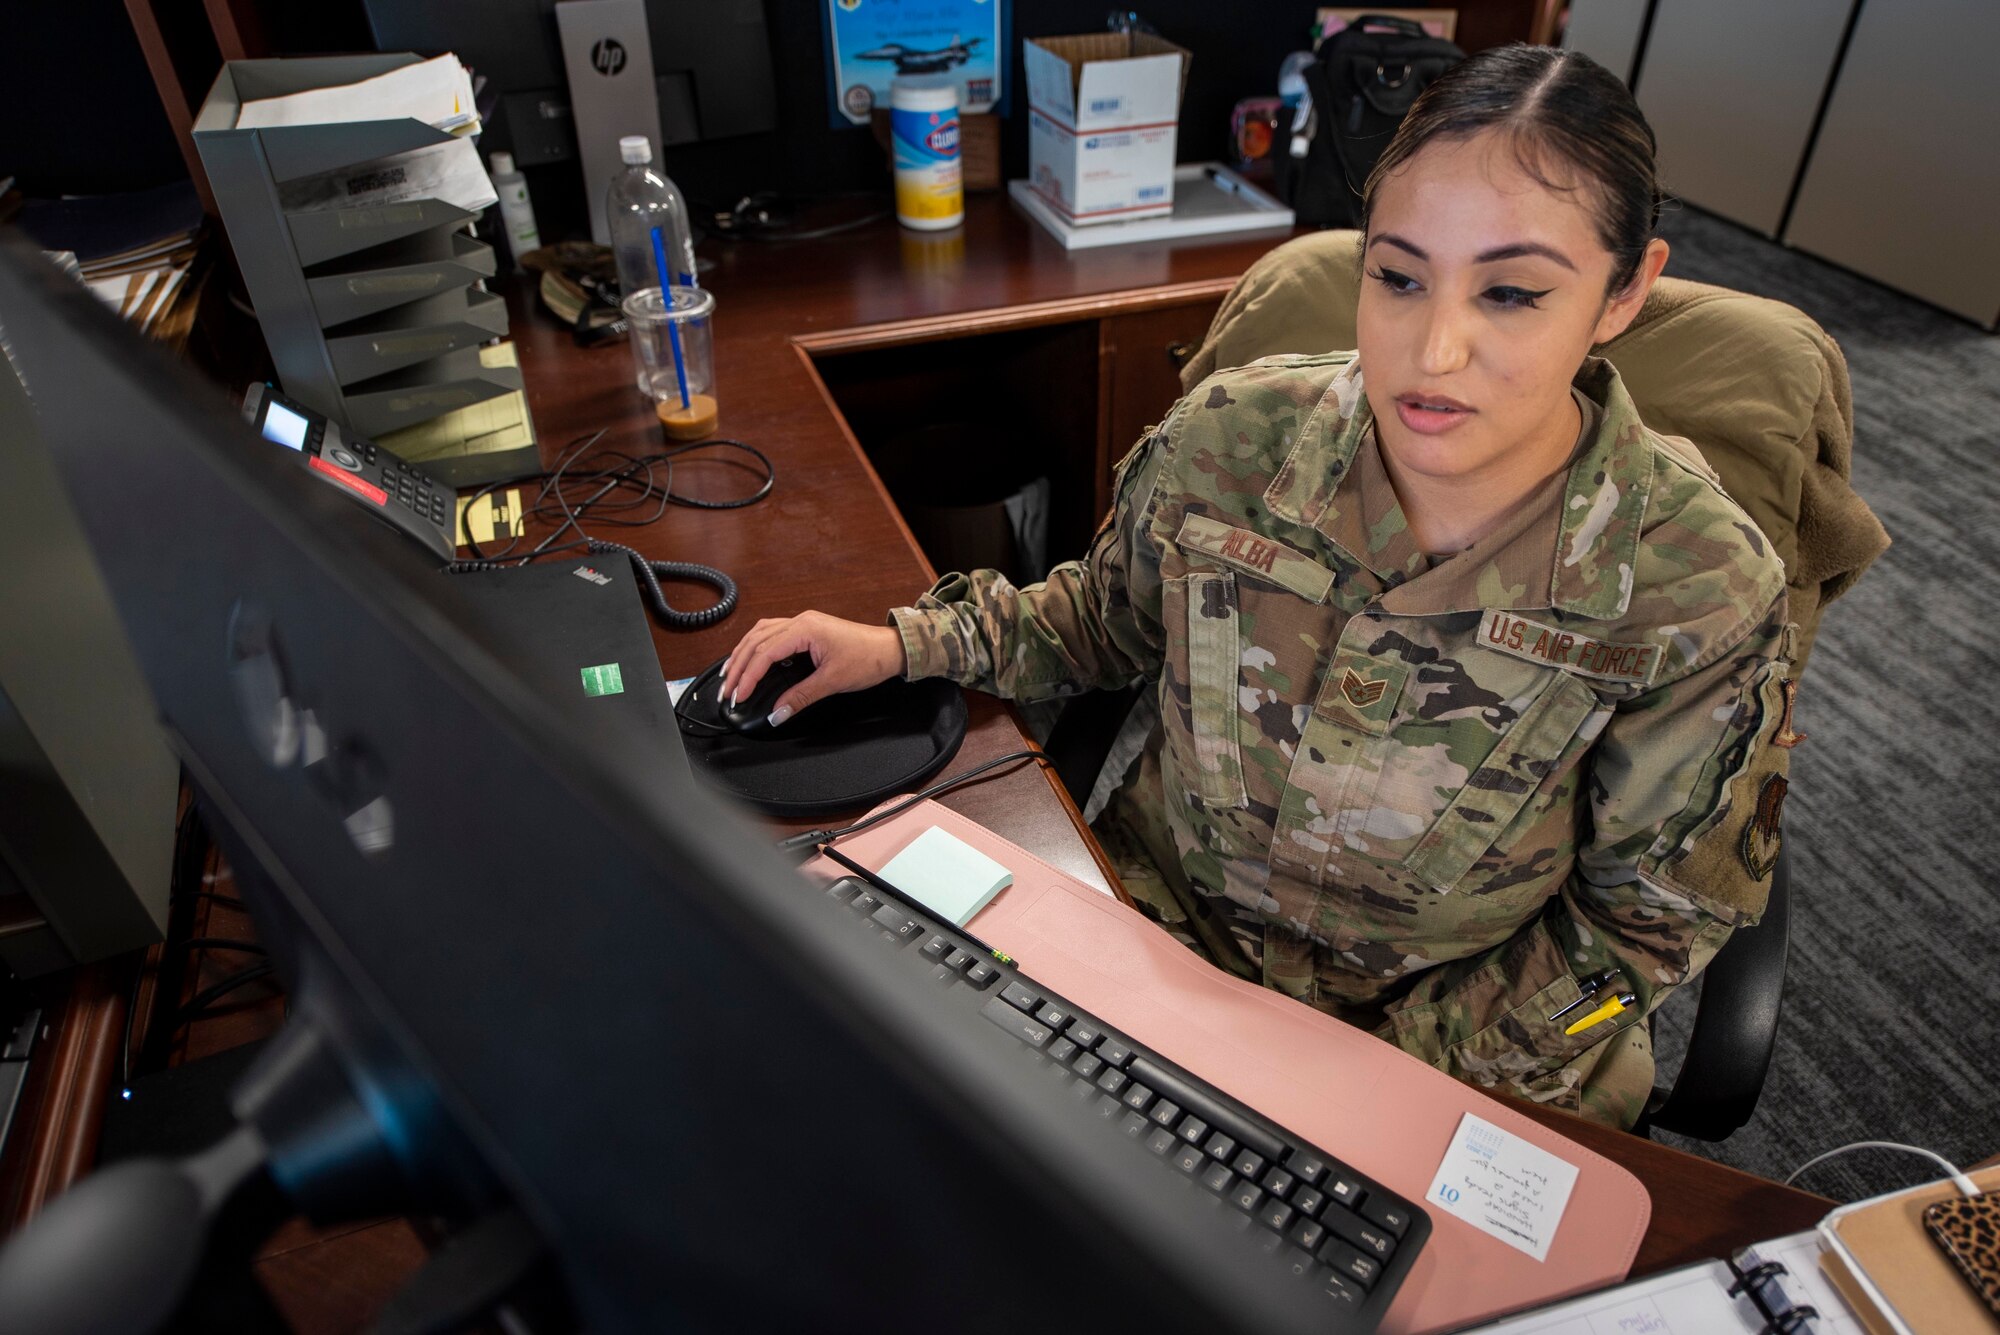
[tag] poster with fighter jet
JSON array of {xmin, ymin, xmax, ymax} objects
[{"xmin": 822, "ymin": 0, "xmax": 1011, "ymax": 127}]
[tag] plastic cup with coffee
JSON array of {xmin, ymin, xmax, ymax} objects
[{"xmin": 622, "ymin": 286, "xmax": 718, "ymax": 440}]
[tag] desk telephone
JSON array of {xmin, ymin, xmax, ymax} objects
[{"xmin": 241, "ymin": 384, "xmax": 457, "ymax": 561}]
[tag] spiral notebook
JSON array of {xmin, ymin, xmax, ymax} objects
[{"xmin": 1463, "ymin": 1227, "xmax": 1862, "ymax": 1334}]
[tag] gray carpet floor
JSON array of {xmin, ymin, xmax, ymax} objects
[{"xmin": 1646, "ymin": 205, "xmax": 2000, "ymax": 1202}]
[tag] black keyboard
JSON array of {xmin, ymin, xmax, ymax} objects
[{"xmin": 820, "ymin": 873, "xmax": 1430, "ymax": 1327}]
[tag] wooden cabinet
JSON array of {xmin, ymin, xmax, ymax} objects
[{"xmin": 813, "ymin": 296, "xmax": 1224, "ymax": 578}]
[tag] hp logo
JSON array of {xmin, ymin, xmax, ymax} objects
[{"xmin": 591, "ymin": 38, "xmax": 627, "ymax": 76}]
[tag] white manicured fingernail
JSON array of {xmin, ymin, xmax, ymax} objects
[{"xmin": 767, "ymin": 705, "xmax": 793, "ymax": 728}]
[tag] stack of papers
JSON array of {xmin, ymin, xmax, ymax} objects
[
  {"xmin": 236, "ymin": 55, "xmax": 495, "ymax": 221},
  {"xmin": 379, "ymin": 343, "xmax": 533, "ymax": 462},
  {"xmin": 17, "ymin": 180, "xmax": 209, "ymax": 349},
  {"xmin": 235, "ymin": 54, "xmax": 481, "ymax": 135},
  {"xmin": 277, "ymin": 139, "xmax": 497, "ymax": 216},
  {"xmin": 82, "ymin": 245, "xmax": 205, "ymax": 345}
]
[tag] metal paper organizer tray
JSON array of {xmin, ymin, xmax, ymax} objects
[
  {"xmin": 286, "ymin": 196, "xmax": 477, "ymax": 268},
  {"xmin": 324, "ymin": 289, "xmax": 509, "ymax": 385},
  {"xmin": 192, "ymin": 53, "xmax": 537, "ymax": 480},
  {"xmin": 307, "ymin": 230, "xmax": 495, "ymax": 327},
  {"xmin": 340, "ymin": 347, "xmax": 520, "ymax": 438}
]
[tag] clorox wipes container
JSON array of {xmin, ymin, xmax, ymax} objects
[{"xmin": 890, "ymin": 76, "xmax": 964, "ymax": 231}]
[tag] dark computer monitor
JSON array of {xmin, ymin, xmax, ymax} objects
[
  {"xmin": 0, "ymin": 308, "xmax": 175, "ymax": 978},
  {"xmin": 0, "ymin": 238, "xmax": 1334, "ymax": 1332},
  {"xmin": 365, "ymin": 0, "xmax": 779, "ymax": 166}
]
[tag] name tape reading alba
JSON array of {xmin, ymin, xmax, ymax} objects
[
  {"xmin": 1479, "ymin": 610, "xmax": 1661, "ymax": 687},
  {"xmin": 1175, "ymin": 514, "xmax": 1334, "ymax": 604}
]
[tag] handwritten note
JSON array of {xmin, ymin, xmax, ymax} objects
[{"xmin": 1426, "ymin": 1112, "xmax": 1580, "ymax": 1262}]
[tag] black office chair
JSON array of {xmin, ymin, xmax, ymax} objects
[
  {"xmin": 1637, "ymin": 846, "xmax": 1791, "ymax": 1140},
  {"xmin": 1041, "ymin": 690, "xmax": 1792, "ymax": 1142}
]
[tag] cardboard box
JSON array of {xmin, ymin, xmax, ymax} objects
[{"xmin": 1023, "ymin": 33, "xmax": 1190, "ymax": 225}]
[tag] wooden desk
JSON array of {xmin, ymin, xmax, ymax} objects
[
  {"xmin": 6, "ymin": 193, "xmax": 1830, "ymax": 1327},
  {"xmin": 490, "ymin": 195, "xmax": 1301, "ymax": 890}
]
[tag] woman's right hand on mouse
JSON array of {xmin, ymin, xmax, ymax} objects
[{"xmin": 720, "ymin": 611, "xmax": 908, "ymax": 728}]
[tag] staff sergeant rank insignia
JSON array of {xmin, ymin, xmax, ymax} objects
[
  {"xmin": 1340, "ymin": 669, "xmax": 1388, "ymax": 708},
  {"xmin": 1479, "ymin": 609, "xmax": 1662, "ymax": 686}
]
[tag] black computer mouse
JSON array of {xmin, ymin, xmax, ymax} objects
[{"xmin": 722, "ymin": 653, "xmax": 816, "ymax": 735}]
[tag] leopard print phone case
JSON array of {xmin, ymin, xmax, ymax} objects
[{"xmin": 1923, "ymin": 1192, "xmax": 2000, "ymax": 1318}]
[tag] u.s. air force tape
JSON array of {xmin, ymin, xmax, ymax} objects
[{"xmin": 1479, "ymin": 609, "xmax": 1662, "ymax": 686}]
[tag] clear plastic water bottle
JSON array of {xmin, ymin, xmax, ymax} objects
[{"xmin": 606, "ymin": 135, "xmax": 697, "ymax": 303}]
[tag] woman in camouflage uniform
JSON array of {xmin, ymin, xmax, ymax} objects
[{"xmin": 723, "ymin": 46, "xmax": 1795, "ymax": 1128}]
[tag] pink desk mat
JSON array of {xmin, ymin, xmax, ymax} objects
[{"xmin": 807, "ymin": 801, "xmax": 1651, "ymax": 1334}]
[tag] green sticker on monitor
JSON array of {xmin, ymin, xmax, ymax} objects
[{"xmin": 580, "ymin": 663, "xmax": 624, "ymax": 697}]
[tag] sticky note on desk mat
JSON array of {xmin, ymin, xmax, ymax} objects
[
  {"xmin": 1426, "ymin": 1112, "xmax": 1580, "ymax": 1263},
  {"xmin": 877, "ymin": 826, "xmax": 1013, "ymax": 927}
]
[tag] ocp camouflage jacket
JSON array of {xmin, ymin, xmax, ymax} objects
[{"xmin": 892, "ymin": 352, "xmax": 1797, "ymax": 1126}]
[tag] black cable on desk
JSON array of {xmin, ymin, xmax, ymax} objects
[
  {"xmin": 448, "ymin": 430, "xmax": 775, "ymax": 630},
  {"xmin": 695, "ymin": 190, "xmax": 892, "ymax": 243},
  {"xmin": 774, "ymin": 748, "xmax": 1052, "ymax": 856},
  {"xmin": 451, "ymin": 537, "xmax": 741, "ymax": 630}
]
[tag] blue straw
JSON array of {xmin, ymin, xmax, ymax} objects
[{"xmin": 649, "ymin": 225, "xmax": 691, "ymax": 409}]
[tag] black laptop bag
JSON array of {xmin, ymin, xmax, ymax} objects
[{"xmin": 1276, "ymin": 16, "xmax": 1465, "ymax": 227}]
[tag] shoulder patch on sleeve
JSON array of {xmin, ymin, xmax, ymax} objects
[{"xmin": 1740, "ymin": 772, "xmax": 1787, "ymax": 880}]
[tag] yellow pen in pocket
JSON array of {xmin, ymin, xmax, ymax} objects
[{"xmin": 1564, "ymin": 991, "xmax": 1637, "ymax": 1036}]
